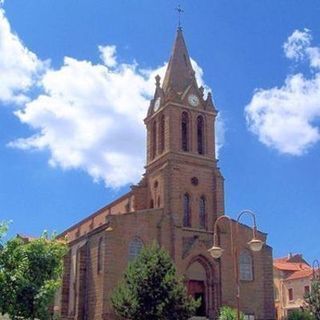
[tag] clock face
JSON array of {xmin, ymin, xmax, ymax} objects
[
  {"xmin": 154, "ymin": 97, "xmax": 161, "ymax": 111},
  {"xmin": 188, "ymin": 94, "xmax": 199, "ymax": 107}
]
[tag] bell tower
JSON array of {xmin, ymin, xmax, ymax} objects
[
  {"xmin": 145, "ymin": 28, "xmax": 217, "ymax": 163},
  {"xmin": 133, "ymin": 28, "xmax": 225, "ymax": 234}
]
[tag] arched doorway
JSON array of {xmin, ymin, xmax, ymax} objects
[{"xmin": 186, "ymin": 258, "xmax": 215, "ymax": 318}]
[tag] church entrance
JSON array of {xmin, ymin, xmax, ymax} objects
[
  {"xmin": 188, "ymin": 280, "xmax": 206, "ymax": 316},
  {"xmin": 186, "ymin": 259, "xmax": 214, "ymax": 318}
]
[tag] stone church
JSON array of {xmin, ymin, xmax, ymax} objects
[{"xmin": 57, "ymin": 28, "xmax": 275, "ymax": 320}]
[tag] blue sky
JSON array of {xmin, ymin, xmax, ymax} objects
[{"xmin": 0, "ymin": 0, "xmax": 320, "ymax": 262}]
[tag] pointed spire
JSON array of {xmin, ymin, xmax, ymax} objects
[{"xmin": 162, "ymin": 29, "xmax": 197, "ymax": 94}]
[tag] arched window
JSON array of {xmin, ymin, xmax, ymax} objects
[
  {"xmin": 128, "ymin": 237, "xmax": 144, "ymax": 262},
  {"xmin": 97, "ymin": 237, "xmax": 104, "ymax": 273},
  {"xmin": 199, "ymin": 196, "xmax": 206, "ymax": 229},
  {"xmin": 197, "ymin": 115, "xmax": 204, "ymax": 154},
  {"xmin": 150, "ymin": 199, "xmax": 154, "ymax": 209},
  {"xmin": 181, "ymin": 112, "xmax": 189, "ymax": 152},
  {"xmin": 183, "ymin": 193, "xmax": 191, "ymax": 227},
  {"xmin": 151, "ymin": 121, "xmax": 157, "ymax": 159},
  {"xmin": 159, "ymin": 114, "xmax": 165, "ymax": 154},
  {"xmin": 239, "ymin": 250, "xmax": 253, "ymax": 281}
]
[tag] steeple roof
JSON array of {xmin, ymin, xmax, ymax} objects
[{"xmin": 162, "ymin": 28, "xmax": 197, "ymax": 94}]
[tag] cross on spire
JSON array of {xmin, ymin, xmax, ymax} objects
[{"xmin": 176, "ymin": 5, "xmax": 184, "ymax": 30}]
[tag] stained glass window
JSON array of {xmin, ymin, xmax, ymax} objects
[
  {"xmin": 128, "ymin": 238, "xmax": 144, "ymax": 262},
  {"xmin": 181, "ymin": 112, "xmax": 189, "ymax": 152},
  {"xmin": 199, "ymin": 196, "xmax": 206, "ymax": 229},
  {"xmin": 239, "ymin": 250, "xmax": 253, "ymax": 281},
  {"xmin": 183, "ymin": 193, "xmax": 191, "ymax": 227},
  {"xmin": 197, "ymin": 116, "xmax": 204, "ymax": 154}
]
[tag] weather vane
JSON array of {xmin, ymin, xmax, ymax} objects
[{"xmin": 176, "ymin": 5, "xmax": 184, "ymax": 30}]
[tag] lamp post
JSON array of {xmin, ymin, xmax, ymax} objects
[{"xmin": 208, "ymin": 210, "xmax": 264, "ymax": 320}]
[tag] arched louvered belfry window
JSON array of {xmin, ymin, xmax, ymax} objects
[
  {"xmin": 199, "ymin": 196, "xmax": 206, "ymax": 229},
  {"xmin": 197, "ymin": 115, "xmax": 204, "ymax": 155},
  {"xmin": 159, "ymin": 114, "xmax": 165, "ymax": 154},
  {"xmin": 181, "ymin": 112, "xmax": 189, "ymax": 152},
  {"xmin": 183, "ymin": 193, "xmax": 191, "ymax": 227},
  {"xmin": 128, "ymin": 237, "xmax": 144, "ymax": 262},
  {"xmin": 97, "ymin": 237, "xmax": 104, "ymax": 273},
  {"xmin": 240, "ymin": 250, "xmax": 253, "ymax": 281},
  {"xmin": 151, "ymin": 121, "xmax": 157, "ymax": 159}
]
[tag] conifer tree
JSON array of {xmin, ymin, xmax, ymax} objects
[{"xmin": 111, "ymin": 243, "xmax": 199, "ymax": 320}]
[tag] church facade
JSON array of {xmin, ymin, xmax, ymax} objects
[{"xmin": 57, "ymin": 29, "xmax": 275, "ymax": 320}]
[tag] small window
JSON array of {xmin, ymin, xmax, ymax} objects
[
  {"xmin": 159, "ymin": 115, "xmax": 165, "ymax": 153},
  {"xmin": 304, "ymin": 286, "xmax": 310, "ymax": 295},
  {"xmin": 151, "ymin": 121, "xmax": 157, "ymax": 159},
  {"xmin": 240, "ymin": 250, "xmax": 253, "ymax": 281},
  {"xmin": 97, "ymin": 237, "xmax": 104, "ymax": 273},
  {"xmin": 128, "ymin": 238, "xmax": 144, "ymax": 262},
  {"xmin": 157, "ymin": 196, "xmax": 160, "ymax": 208},
  {"xmin": 199, "ymin": 196, "xmax": 206, "ymax": 229},
  {"xmin": 197, "ymin": 115, "xmax": 204, "ymax": 154},
  {"xmin": 288, "ymin": 288, "xmax": 294, "ymax": 301},
  {"xmin": 181, "ymin": 112, "xmax": 189, "ymax": 152},
  {"xmin": 183, "ymin": 193, "xmax": 191, "ymax": 227},
  {"xmin": 244, "ymin": 315, "xmax": 255, "ymax": 320}
]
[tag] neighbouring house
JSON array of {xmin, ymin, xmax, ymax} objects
[
  {"xmin": 274, "ymin": 254, "xmax": 313, "ymax": 319},
  {"xmin": 56, "ymin": 27, "xmax": 276, "ymax": 320}
]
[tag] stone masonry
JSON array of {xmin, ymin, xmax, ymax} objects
[{"xmin": 57, "ymin": 28, "xmax": 276, "ymax": 320}]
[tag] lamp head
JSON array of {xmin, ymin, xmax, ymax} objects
[
  {"xmin": 208, "ymin": 245, "xmax": 224, "ymax": 259},
  {"xmin": 248, "ymin": 238, "xmax": 264, "ymax": 252}
]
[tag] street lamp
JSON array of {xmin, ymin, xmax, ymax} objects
[{"xmin": 208, "ymin": 210, "xmax": 264, "ymax": 320}]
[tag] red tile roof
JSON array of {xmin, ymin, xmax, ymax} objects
[
  {"xmin": 274, "ymin": 254, "xmax": 310, "ymax": 271},
  {"xmin": 274, "ymin": 262, "xmax": 310, "ymax": 271},
  {"xmin": 274, "ymin": 254, "xmax": 313, "ymax": 281},
  {"xmin": 285, "ymin": 269, "xmax": 313, "ymax": 281}
]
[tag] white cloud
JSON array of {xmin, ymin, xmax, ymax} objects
[
  {"xmin": 245, "ymin": 29, "xmax": 320, "ymax": 155},
  {"xmin": 215, "ymin": 113, "xmax": 225, "ymax": 156},
  {"xmin": 283, "ymin": 29, "xmax": 312, "ymax": 61},
  {"xmin": 1, "ymin": 6, "xmax": 222, "ymax": 188},
  {"xmin": 9, "ymin": 44, "xmax": 216, "ymax": 187},
  {"xmin": 98, "ymin": 45, "xmax": 117, "ymax": 68},
  {"xmin": 0, "ymin": 8, "xmax": 45, "ymax": 104}
]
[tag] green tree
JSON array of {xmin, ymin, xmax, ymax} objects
[
  {"xmin": 0, "ymin": 229, "xmax": 67, "ymax": 320},
  {"xmin": 287, "ymin": 310, "xmax": 315, "ymax": 320},
  {"xmin": 0, "ymin": 221, "xmax": 10, "ymax": 245},
  {"xmin": 305, "ymin": 280, "xmax": 320, "ymax": 320},
  {"xmin": 218, "ymin": 306, "xmax": 244, "ymax": 320},
  {"xmin": 111, "ymin": 243, "xmax": 199, "ymax": 320}
]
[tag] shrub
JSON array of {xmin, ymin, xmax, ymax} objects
[
  {"xmin": 219, "ymin": 306, "xmax": 244, "ymax": 320},
  {"xmin": 287, "ymin": 310, "xmax": 315, "ymax": 320}
]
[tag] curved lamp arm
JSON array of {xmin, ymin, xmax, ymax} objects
[
  {"xmin": 213, "ymin": 215, "xmax": 232, "ymax": 246},
  {"xmin": 237, "ymin": 209, "xmax": 264, "ymax": 252},
  {"xmin": 208, "ymin": 215, "xmax": 233, "ymax": 259}
]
